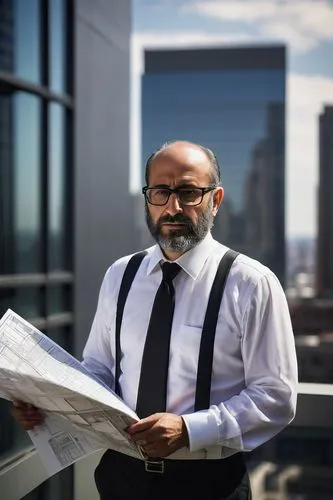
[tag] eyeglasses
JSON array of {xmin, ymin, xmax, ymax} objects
[{"xmin": 142, "ymin": 185, "xmax": 216, "ymax": 206}]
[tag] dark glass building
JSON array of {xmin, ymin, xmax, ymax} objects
[
  {"xmin": 0, "ymin": 0, "xmax": 132, "ymax": 498},
  {"xmin": 317, "ymin": 105, "xmax": 333, "ymax": 297},
  {"xmin": 141, "ymin": 46, "xmax": 286, "ymax": 284}
]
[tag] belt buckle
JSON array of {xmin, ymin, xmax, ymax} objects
[{"xmin": 145, "ymin": 458, "xmax": 164, "ymax": 473}]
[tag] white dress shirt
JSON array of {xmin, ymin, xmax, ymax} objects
[{"xmin": 82, "ymin": 233, "xmax": 298, "ymax": 460}]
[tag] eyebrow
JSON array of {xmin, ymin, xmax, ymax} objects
[{"xmin": 150, "ymin": 183, "xmax": 199, "ymax": 189}]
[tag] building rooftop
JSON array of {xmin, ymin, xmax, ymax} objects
[{"xmin": 144, "ymin": 45, "xmax": 286, "ymax": 72}]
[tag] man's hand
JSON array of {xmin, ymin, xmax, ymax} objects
[
  {"xmin": 127, "ymin": 413, "xmax": 189, "ymax": 457},
  {"xmin": 11, "ymin": 400, "xmax": 44, "ymax": 430}
]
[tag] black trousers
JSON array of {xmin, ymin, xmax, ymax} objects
[{"xmin": 94, "ymin": 449, "xmax": 252, "ymax": 500}]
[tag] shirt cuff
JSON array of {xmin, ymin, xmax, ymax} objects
[{"xmin": 182, "ymin": 409, "xmax": 219, "ymax": 452}]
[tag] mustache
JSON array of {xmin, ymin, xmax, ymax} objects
[{"xmin": 157, "ymin": 214, "xmax": 193, "ymax": 225}]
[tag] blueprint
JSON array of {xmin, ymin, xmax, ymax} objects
[{"xmin": 0, "ymin": 309, "xmax": 145, "ymax": 475}]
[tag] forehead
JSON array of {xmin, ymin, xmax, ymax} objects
[{"xmin": 149, "ymin": 145, "xmax": 211, "ymax": 185}]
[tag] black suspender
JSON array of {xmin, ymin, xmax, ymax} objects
[
  {"xmin": 115, "ymin": 251, "xmax": 147, "ymax": 396},
  {"xmin": 194, "ymin": 249, "xmax": 239, "ymax": 411},
  {"xmin": 114, "ymin": 249, "xmax": 239, "ymax": 409}
]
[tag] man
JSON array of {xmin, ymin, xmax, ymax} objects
[{"xmin": 12, "ymin": 141, "xmax": 298, "ymax": 499}]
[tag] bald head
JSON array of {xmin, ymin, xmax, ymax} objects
[{"xmin": 144, "ymin": 141, "xmax": 220, "ymax": 186}]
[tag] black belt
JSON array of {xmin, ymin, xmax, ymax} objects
[{"xmin": 144, "ymin": 452, "xmax": 245, "ymax": 474}]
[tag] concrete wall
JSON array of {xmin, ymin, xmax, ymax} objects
[{"xmin": 74, "ymin": 0, "xmax": 133, "ymax": 360}]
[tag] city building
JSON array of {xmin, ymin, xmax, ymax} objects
[
  {"xmin": 286, "ymin": 236, "xmax": 316, "ymax": 299},
  {"xmin": 248, "ymin": 407, "xmax": 333, "ymax": 500},
  {"xmin": 141, "ymin": 46, "xmax": 286, "ymax": 284},
  {"xmin": 295, "ymin": 335, "xmax": 333, "ymax": 384},
  {"xmin": 0, "ymin": 1, "xmax": 133, "ymax": 499},
  {"xmin": 288, "ymin": 297, "xmax": 333, "ymax": 336},
  {"xmin": 317, "ymin": 105, "xmax": 333, "ymax": 298}
]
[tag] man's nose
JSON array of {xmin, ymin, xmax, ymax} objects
[{"xmin": 165, "ymin": 192, "xmax": 183, "ymax": 215}]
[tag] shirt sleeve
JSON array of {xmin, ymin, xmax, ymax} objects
[
  {"xmin": 81, "ymin": 267, "xmax": 117, "ymax": 390},
  {"xmin": 182, "ymin": 272, "xmax": 298, "ymax": 453}
]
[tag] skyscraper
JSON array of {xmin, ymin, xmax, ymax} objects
[
  {"xmin": 141, "ymin": 46, "xmax": 286, "ymax": 283},
  {"xmin": 317, "ymin": 106, "xmax": 333, "ymax": 298}
]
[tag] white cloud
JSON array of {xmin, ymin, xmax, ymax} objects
[
  {"xmin": 260, "ymin": 22, "xmax": 318, "ymax": 52},
  {"xmin": 187, "ymin": 0, "xmax": 333, "ymax": 52},
  {"xmin": 188, "ymin": 0, "xmax": 277, "ymax": 21}
]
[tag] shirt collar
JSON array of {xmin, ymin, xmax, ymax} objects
[{"xmin": 146, "ymin": 233, "xmax": 215, "ymax": 280}]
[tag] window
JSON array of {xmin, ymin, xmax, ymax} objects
[
  {"xmin": 0, "ymin": 287, "xmax": 43, "ymax": 320},
  {"xmin": 48, "ymin": 103, "xmax": 70, "ymax": 271},
  {"xmin": 0, "ymin": 0, "xmax": 74, "ymax": 475},
  {"xmin": 13, "ymin": 93, "xmax": 43, "ymax": 273},
  {"xmin": 13, "ymin": 0, "xmax": 41, "ymax": 84},
  {"xmin": 0, "ymin": 91, "xmax": 42, "ymax": 275},
  {"xmin": 49, "ymin": 0, "xmax": 67, "ymax": 94}
]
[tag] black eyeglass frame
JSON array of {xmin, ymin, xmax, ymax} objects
[{"xmin": 142, "ymin": 185, "xmax": 217, "ymax": 206}]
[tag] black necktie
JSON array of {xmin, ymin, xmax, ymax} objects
[{"xmin": 136, "ymin": 262, "xmax": 181, "ymax": 418}]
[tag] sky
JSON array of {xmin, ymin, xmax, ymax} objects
[{"xmin": 130, "ymin": 0, "xmax": 333, "ymax": 239}]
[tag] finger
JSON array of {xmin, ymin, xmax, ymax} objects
[
  {"xmin": 145, "ymin": 445, "xmax": 155, "ymax": 455},
  {"xmin": 12, "ymin": 407, "xmax": 42, "ymax": 420},
  {"xmin": 13, "ymin": 400, "xmax": 30, "ymax": 409},
  {"xmin": 21, "ymin": 421, "xmax": 42, "ymax": 430},
  {"xmin": 130, "ymin": 431, "xmax": 151, "ymax": 444},
  {"xmin": 13, "ymin": 401, "xmax": 39, "ymax": 413},
  {"xmin": 136, "ymin": 441, "xmax": 148, "ymax": 449},
  {"xmin": 20, "ymin": 415, "xmax": 43, "ymax": 427},
  {"xmin": 27, "ymin": 408, "xmax": 43, "ymax": 418},
  {"xmin": 127, "ymin": 414, "xmax": 162, "ymax": 435},
  {"xmin": 144, "ymin": 445, "xmax": 160, "ymax": 457},
  {"xmin": 14, "ymin": 412, "xmax": 43, "ymax": 423}
]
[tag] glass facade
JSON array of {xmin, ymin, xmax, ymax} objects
[
  {"xmin": 49, "ymin": 0, "xmax": 67, "ymax": 94},
  {"xmin": 13, "ymin": 0, "xmax": 41, "ymax": 84},
  {"xmin": 14, "ymin": 93, "xmax": 43, "ymax": 273},
  {"xmin": 48, "ymin": 102, "xmax": 70, "ymax": 271},
  {"xmin": 0, "ymin": 91, "xmax": 43, "ymax": 275},
  {"xmin": 142, "ymin": 48, "xmax": 286, "ymax": 283},
  {"xmin": 0, "ymin": 0, "xmax": 73, "ymax": 497}
]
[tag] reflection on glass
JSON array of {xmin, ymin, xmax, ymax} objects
[
  {"xmin": 49, "ymin": 0, "xmax": 66, "ymax": 93},
  {"xmin": 0, "ymin": 91, "xmax": 13, "ymax": 275},
  {"xmin": 47, "ymin": 286, "xmax": 70, "ymax": 316},
  {"xmin": 0, "ymin": 0, "xmax": 41, "ymax": 83},
  {"xmin": 0, "ymin": 287, "xmax": 42, "ymax": 320},
  {"xmin": 49, "ymin": 103, "xmax": 68, "ymax": 271},
  {"xmin": 142, "ymin": 69, "xmax": 285, "ymax": 283},
  {"xmin": 46, "ymin": 326, "xmax": 71, "ymax": 352},
  {"xmin": 13, "ymin": 93, "xmax": 42, "ymax": 273}
]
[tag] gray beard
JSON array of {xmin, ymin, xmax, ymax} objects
[{"xmin": 145, "ymin": 202, "xmax": 214, "ymax": 254}]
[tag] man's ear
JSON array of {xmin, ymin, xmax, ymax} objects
[{"xmin": 212, "ymin": 187, "xmax": 224, "ymax": 216}]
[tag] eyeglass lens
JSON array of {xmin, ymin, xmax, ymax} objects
[{"xmin": 147, "ymin": 188, "xmax": 204, "ymax": 205}]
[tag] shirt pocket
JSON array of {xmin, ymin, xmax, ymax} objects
[{"xmin": 171, "ymin": 325, "xmax": 203, "ymax": 380}]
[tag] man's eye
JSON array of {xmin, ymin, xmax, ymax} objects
[
  {"xmin": 182, "ymin": 189, "xmax": 196, "ymax": 195},
  {"xmin": 180, "ymin": 189, "xmax": 199, "ymax": 198}
]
